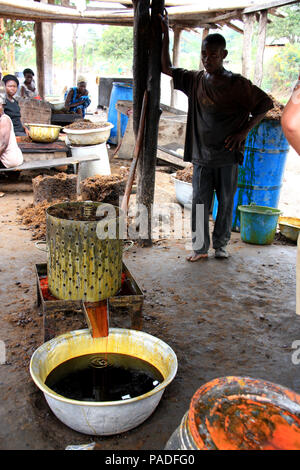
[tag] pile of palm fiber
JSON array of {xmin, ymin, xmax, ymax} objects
[
  {"xmin": 175, "ymin": 166, "xmax": 193, "ymax": 183},
  {"xmin": 264, "ymin": 95, "xmax": 284, "ymax": 121},
  {"xmin": 80, "ymin": 170, "xmax": 129, "ymax": 205},
  {"xmin": 17, "ymin": 199, "xmax": 65, "ymax": 240}
]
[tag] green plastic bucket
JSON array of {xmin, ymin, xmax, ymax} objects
[{"xmin": 238, "ymin": 203, "xmax": 282, "ymax": 245}]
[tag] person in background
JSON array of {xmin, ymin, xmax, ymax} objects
[
  {"xmin": 281, "ymin": 74, "xmax": 300, "ymax": 315},
  {"xmin": 0, "ymin": 77, "xmax": 5, "ymax": 116},
  {"xmin": 64, "ymin": 76, "xmax": 91, "ymax": 118},
  {"xmin": 160, "ymin": 12, "xmax": 273, "ymax": 261},
  {"xmin": 0, "ymin": 112, "xmax": 23, "ymax": 169},
  {"xmin": 20, "ymin": 68, "xmax": 39, "ymax": 99},
  {"xmin": 3, "ymin": 75, "xmax": 29, "ymax": 136}
]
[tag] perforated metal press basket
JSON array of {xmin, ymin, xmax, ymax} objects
[{"xmin": 46, "ymin": 201, "xmax": 124, "ymax": 302}]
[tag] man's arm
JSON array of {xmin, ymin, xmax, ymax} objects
[
  {"xmin": 0, "ymin": 116, "xmax": 11, "ymax": 157},
  {"xmin": 225, "ymin": 112, "xmax": 268, "ymax": 151},
  {"xmin": 225, "ymin": 82, "xmax": 273, "ymax": 152},
  {"xmin": 281, "ymin": 85, "xmax": 300, "ymax": 155}
]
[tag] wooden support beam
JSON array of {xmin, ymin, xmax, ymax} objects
[
  {"xmin": 136, "ymin": 0, "xmax": 165, "ymax": 246},
  {"xmin": 132, "ymin": 0, "xmax": 149, "ymax": 138},
  {"xmin": 34, "ymin": 21, "xmax": 45, "ymax": 100},
  {"xmin": 243, "ymin": 0, "xmax": 299, "ymax": 14},
  {"xmin": 225, "ymin": 21, "xmax": 244, "ymax": 33},
  {"xmin": 199, "ymin": 27, "xmax": 209, "ymax": 70},
  {"xmin": 254, "ymin": 10, "xmax": 268, "ymax": 87},
  {"xmin": 242, "ymin": 13, "xmax": 255, "ymax": 79},
  {"xmin": 170, "ymin": 25, "xmax": 182, "ymax": 107},
  {"xmin": 269, "ymin": 7, "xmax": 288, "ymax": 17}
]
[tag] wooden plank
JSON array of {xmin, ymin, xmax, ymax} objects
[
  {"xmin": 0, "ymin": 154, "xmax": 98, "ymax": 172},
  {"xmin": 226, "ymin": 21, "xmax": 244, "ymax": 33},
  {"xmin": 157, "ymin": 145, "xmax": 189, "ymax": 169},
  {"xmin": 243, "ymin": 0, "xmax": 299, "ymax": 14}
]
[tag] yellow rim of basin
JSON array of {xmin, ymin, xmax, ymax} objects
[{"xmin": 30, "ymin": 328, "xmax": 178, "ymax": 407}]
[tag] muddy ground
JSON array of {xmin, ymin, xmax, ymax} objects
[{"xmin": 0, "ymin": 149, "xmax": 299, "ymax": 450}]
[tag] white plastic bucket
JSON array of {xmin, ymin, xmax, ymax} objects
[{"xmin": 70, "ymin": 143, "xmax": 111, "ymax": 185}]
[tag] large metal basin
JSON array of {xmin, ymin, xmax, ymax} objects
[{"xmin": 30, "ymin": 328, "xmax": 178, "ymax": 435}]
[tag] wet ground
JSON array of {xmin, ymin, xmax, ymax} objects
[{"xmin": 0, "ymin": 153, "xmax": 299, "ymax": 450}]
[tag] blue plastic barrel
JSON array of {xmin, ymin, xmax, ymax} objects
[
  {"xmin": 107, "ymin": 82, "xmax": 133, "ymax": 144},
  {"xmin": 212, "ymin": 120, "xmax": 290, "ymax": 231}
]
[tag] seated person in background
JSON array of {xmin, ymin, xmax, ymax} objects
[
  {"xmin": 20, "ymin": 68, "xmax": 40, "ymax": 99},
  {"xmin": 3, "ymin": 75, "xmax": 29, "ymax": 136},
  {"xmin": 0, "ymin": 113, "xmax": 23, "ymax": 169},
  {"xmin": 64, "ymin": 76, "xmax": 91, "ymax": 118}
]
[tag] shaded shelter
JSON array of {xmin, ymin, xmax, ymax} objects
[{"xmin": 0, "ymin": 0, "xmax": 298, "ymax": 244}]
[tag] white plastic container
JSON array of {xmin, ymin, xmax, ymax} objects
[
  {"xmin": 30, "ymin": 328, "xmax": 178, "ymax": 436},
  {"xmin": 64, "ymin": 123, "xmax": 114, "ymax": 146},
  {"xmin": 70, "ymin": 143, "xmax": 111, "ymax": 184},
  {"xmin": 171, "ymin": 174, "xmax": 193, "ymax": 207}
]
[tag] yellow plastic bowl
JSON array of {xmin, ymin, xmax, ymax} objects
[
  {"xmin": 25, "ymin": 123, "xmax": 62, "ymax": 143},
  {"xmin": 278, "ymin": 216, "xmax": 300, "ymax": 242}
]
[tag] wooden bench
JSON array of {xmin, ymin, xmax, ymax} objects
[{"xmin": 0, "ymin": 154, "xmax": 99, "ymax": 172}]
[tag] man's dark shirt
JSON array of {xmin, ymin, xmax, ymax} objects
[{"xmin": 172, "ymin": 68, "xmax": 274, "ymax": 167}]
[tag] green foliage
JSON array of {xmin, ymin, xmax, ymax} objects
[
  {"xmin": 97, "ymin": 27, "xmax": 133, "ymax": 61},
  {"xmin": 267, "ymin": 5, "xmax": 300, "ymax": 44},
  {"xmin": 0, "ymin": 20, "xmax": 34, "ymax": 71},
  {"xmin": 263, "ymin": 43, "xmax": 300, "ymax": 96},
  {"xmin": 2, "ymin": 19, "xmax": 34, "ymax": 47}
]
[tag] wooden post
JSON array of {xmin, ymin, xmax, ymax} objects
[
  {"xmin": 34, "ymin": 22, "xmax": 45, "ymax": 100},
  {"xmin": 132, "ymin": 0, "xmax": 150, "ymax": 138},
  {"xmin": 242, "ymin": 13, "xmax": 255, "ymax": 79},
  {"xmin": 170, "ymin": 25, "xmax": 182, "ymax": 108},
  {"xmin": 134, "ymin": 0, "xmax": 164, "ymax": 246},
  {"xmin": 254, "ymin": 10, "xmax": 268, "ymax": 87},
  {"xmin": 199, "ymin": 27, "xmax": 209, "ymax": 70},
  {"xmin": 41, "ymin": 0, "xmax": 54, "ymax": 96}
]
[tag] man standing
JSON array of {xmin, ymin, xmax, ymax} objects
[{"xmin": 160, "ymin": 14, "xmax": 273, "ymax": 261}]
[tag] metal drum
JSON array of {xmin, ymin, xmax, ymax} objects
[
  {"xmin": 46, "ymin": 201, "xmax": 124, "ymax": 302},
  {"xmin": 213, "ymin": 120, "xmax": 289, "ymax": 231},
  {"xmin": 165, "ymin": 376, "xmax": 300, "ymax": 450}
]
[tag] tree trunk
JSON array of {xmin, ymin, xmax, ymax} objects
[
  {"xmin": 253, "ymin": 10, "xmax": 267, "ymax": 87},
  {"xmin": 242, "ymin": 13, "xmax": 255, "ymax": 79}
]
